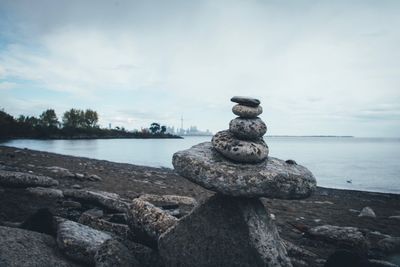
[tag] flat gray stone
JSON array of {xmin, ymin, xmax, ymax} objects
[
  {"xmin": 63, "ymin": 189, "xmax": 129, "ymax": 212},
  {"xmin": 159, "ymin": 194, "xmax": 292, "ymax": 267},
  {"xmin": 231, "ymin": 96, "xmax": 260, "ymax": 107},
  {"xmin": 232, "ymin": 104, "xmax": 263, "ymax": 118},
  {"xmin": 26, "ymin": 187, "xmax": 64, "ymax": 198},
  {"xmin": 308, "ymin": 225, "xmax": 367, "ymax": 252},
  {"xmin": 0, "ymin": 226, "xmax": 78, "ymax": 267},
  {"xmin": 0, "ymin": 170, "xmax": 59, "ymax": 188},
  {"xmin": 173, "ymin": 142, "xmax": 316, "ymax": 198},
  {"xmin": 229, "ymin": 117, "xmax": 267, "ymax": 140},
  {"xmin": 56, "ymin": 219, "xmax": 112, "ymax": 264},
  {"xmin": 212, "ymin": 130, "xmax": 269, "ymax": 163}
]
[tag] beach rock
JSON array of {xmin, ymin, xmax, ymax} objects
[
  {"xmin": 359, "ymin": 206, "xmax": 376, "ymax": 218},
  {"xmin": 231, "ymin": 96, "xmax": 261, "ymax": 107},
  {"xmin": 232, "ymin": 104, "xmax": 263, "ymax": 118},
  {"xmin": 173, "ymin": 142, "xmax": 316, "ymax": 198},
  {"xmin": 62, "ymin": 200, "xmax": 82, "ymax": 208},
  {"xmin": 138, "ymin": 194, "xmax": 197, "ymax": 206},
  {"xmin": 79, "ymin": 211, "xmax": 129, "ymax": 239},
  {"xmin": 229, "ymin": 117, "xmax": 267, "ymax": 140},
  {"xmin": 388, "ymin": 215, "xmax": 400, "ymax": 221},
  {"xmin": 139, "ymin": 194, "xmax": 197, "ymax": 217},
  {"xmin": 26, "ymin": 187, "xmax": 64, "ymax": 198},
  {"xmin": 377, "ymin": 237, "xmax": 400, "ymax": 254},
  {"xmin": 212, "ymin": 130, "xmax": 269, "ymax": 163},
  {"xmin": 127, "ymin": 198, "xmax": 178, "ymax": 248},
  {"xmin": 124, "ymin": 240, "xmax": 164, "ymax": 267},
  {"xmin": 159, "ymin": 194, "xmax": 292, "ymax": 267},
  {"xmin": 88, "ymin": 174, "xmax": 102, "ymax": 181},
  {"xmin": 0, "ymin": 226, "xmax": 78, "ymax": 267},
  {"xmin": 56, "ymin": 219, "xmax": 112, "ymax": 264},
  {"xmin": 46, "ymin": 166, "xmax": 75, "ymax": 178},
  {"xmin": 368, "ymin": 259, "xmax": 399, "ymax": 267},
  {"xmin": 308, "ymin": 225, "xmax": 367, "ymax": 252},
  {"xmin": 94, "ymin": 239, "xmax": 140, "ymax": 267},
  {"xmin": 0, "ymin": 170, "xmax": 59, "ymax": 188},
  {"xmin": 63, "ymin": 189, "xmax": 129, "ymax": 212}
]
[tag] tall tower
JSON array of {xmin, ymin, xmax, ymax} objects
[{"xmin": 181, "ymin": 115, "xmax": 184, "ymax": 131}]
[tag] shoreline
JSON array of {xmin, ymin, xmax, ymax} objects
[
  {"xmin": 1, "ymin": 145, "xmax": 399, "ymax": 265},
  {"xmin": 1, "ymin": 144, "xmax": 398, "ymax": 195}
]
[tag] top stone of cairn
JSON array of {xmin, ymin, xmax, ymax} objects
[{"xmin": 231, "ymin": 96, "xmax": 260, "ymax": 107}]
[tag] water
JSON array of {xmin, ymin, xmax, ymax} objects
[{"xmin": 2, "ymin": 137, "xmax": 400, "ymax": 194}]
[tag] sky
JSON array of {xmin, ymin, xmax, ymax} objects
[{"xmin": 0, "ymin": 0, "xmax": 399, "ymax": 137}]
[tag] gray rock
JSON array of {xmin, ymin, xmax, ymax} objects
[
  {"xmin": 368, "ymin": 259, "xmax": 398, "ymax": 267},
  {"xmin": 71, "ymin": 184, "xmax": 82, "ymax": 189},
  {"xmin": 377, "ymin": 237, "xmax": 400, "ymax": 254},
  {"xmin": 232, "ymin": 104, "xmax": 263, "ymax": 118},
  {"xmin": 173, "ymin": 142, "xmax": 316, "ymax": 198},
  {"xmin": 359, "ymin": 206, "xmax": 376, "ymax": 218},
  {"xmin": 62, "ymin": 200, "xmax": 82, "ymax": 208},
  {"xmin": 139, "ymin": 194, "xmax": 197, "ymax": 217},
  {"xmin": 212, "ymin": 130, "xmax": 269, "ymax": 163},
  {"xmin": 56, "ymin": 219, "xmax": 112, "ymax": 264},
  {"xmin": 229, "ymin": 117, "xmax": 267, "ymax": 140},
  {"xmin": 63, "ymin": 189, "xmax": 129, "ymax": 212},
  {"xmin": 26, "ymin": 187, "xmax": 64, "ymax": 198},
  {"xmin": 138, "ymin": 194, "xmax": 197, "ymax": 206},
  {"xmin": 0, "ymin": 226, "xmax": 78, "ymax": 267},
  {"xmin": 0, "ymin": 170, "xmax": 59, "ymax": 188},
  {"xmin": 94, "ymin": 239, "xmax": 140, "ymax": 267},
  {"xmin": 308, "ymin": 225, "xmax": 367, "ymax": 252},
  {"xmin": 231, "ymin": 96, "xmax": 261, "ymax": 107},
  {"xmin": 388, "ymin": 215, "xmax": 400, "ymax": 220},
  {"xmin": 127, "ymin": 198, "xmax": 178, "ymax": 248},
  {"xmin": 159, "ymin": 194, "xmax": 292, "ymax": 267},
  {"xmin": 88, "ymin": 174, "xmax": 102, "ymax": 181},
  {"xmin": 79, "ymin": 211, "xmax": 129, "ymax": 239},
  {"xmin": 46, "ymin": 166, "xmax": 75, "ymax": 178}
]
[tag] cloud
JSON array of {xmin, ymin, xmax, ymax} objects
[{"xmin": 0, "ymin": 0, "xmax": 399, "ymax": 136}]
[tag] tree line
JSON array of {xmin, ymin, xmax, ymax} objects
[{"xmin": 0, "ymin": 108, "xmax": 179, "ymax": 139}]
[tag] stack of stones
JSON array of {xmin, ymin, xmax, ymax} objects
[
  {"xmin": 158, "ymin": 96, "xmax": 317, "ymax": 267},
  {"xmin": 212, "ymin": 96, "xmax": 268, "ymax": 163}
]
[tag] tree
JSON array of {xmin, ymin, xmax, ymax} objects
[
  {"xmin": 39, "ymin": 109, "xmax": 59, "ymax": 128},
  {"xmin": 149, "ymin": 122, "xmax": 160, "ymax": 134},
  {"xmin": 83, "ymin": 109, "xmax": 98, "ymax": 128},
  {"xmin": 161, "ymin": 125, "xmax": 167, "ymax": 134},
  {"xmin": 62, "ymin": 109, "xmax": 84, "ymax": 128}
]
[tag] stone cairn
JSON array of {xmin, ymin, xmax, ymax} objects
[{"xmin": 158, "ymin": 96, "xmax": 317, "ymax": 267}]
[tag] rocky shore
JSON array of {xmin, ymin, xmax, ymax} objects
[{"xmin": 0, "ymin": 141, "xmax": 399, "ymax": 266}]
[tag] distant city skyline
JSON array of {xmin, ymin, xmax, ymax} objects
[{"xmin": 0, "ymin": 1, "xmax": 399, "ymax": 137}]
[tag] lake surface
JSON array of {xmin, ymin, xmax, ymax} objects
[{"xmin": 2, "ymin": 137, "xmax": 400, "ymax": 194}]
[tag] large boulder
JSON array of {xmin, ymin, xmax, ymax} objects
[
  {"xmin": 173, "ymin": 142, "xmax": 316, "ymax": 199},
  {"xmin": 0, "ymin": 226, "xmax": 78, "ymax": 267},
  {"xmin": 0, "ymin": 170, "xmax": 58, "ymax": 188},
  {"xmin": 159, "ymin": 194, "xmax": 292, "ymax": 267},
  {"xmin": 56, "ymin": 219, "xmax": 112, "ymax": 264}
]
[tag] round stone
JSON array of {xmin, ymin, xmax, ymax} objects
[
  {"xmin": 229, "ymin": 117, "xmax": 267, "ymax": 140},
  {"xmin": 232, "ymin": 104, "xmax": 262, "ymax": 118},
  {"xmin": 211, "ymin": 130, "xmax": 268, "ymax": 163},
  {"xmin": 230, "ymin": 96, "xmax": 260, "ymax": 107},
  {"xmin": 172, "ymin": 142, "xmax": 317, "ymax": 199}
]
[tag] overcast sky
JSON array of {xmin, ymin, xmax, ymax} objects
[{"xmin": 0, "ymin": 0, "xmax": 399, "ymax": 137}]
